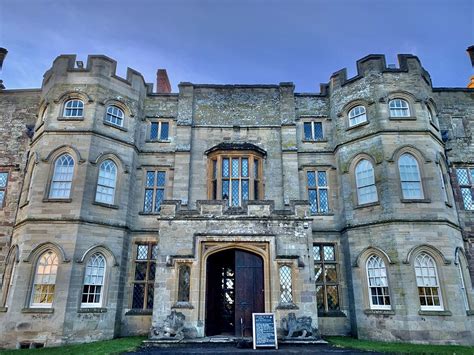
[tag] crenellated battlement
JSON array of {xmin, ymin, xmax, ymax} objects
[
  {"xmin": 325, "ymin": 53, "xmax": 432, "ymax": 91},
  {"xmin": 42, "ymin": 54, "xmax": 152, "ymax": 92}
]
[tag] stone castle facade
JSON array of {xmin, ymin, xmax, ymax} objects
[{"xmin": 0, "ymin": 53, "xmax": 473, "ymax": 348}]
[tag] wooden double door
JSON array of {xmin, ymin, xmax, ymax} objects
[{"xmin": 205, "ymin": 249, "xmax": 264, "ymax": 337}]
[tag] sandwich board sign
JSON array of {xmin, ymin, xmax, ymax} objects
[{"xmin": 252, "ymin": 313, "xmax": 278, "ymax": 349}]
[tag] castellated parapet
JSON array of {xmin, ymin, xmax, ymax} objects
[{"xmin": 0, "ymin": 53, "xmax": 473, "ymax": 349}]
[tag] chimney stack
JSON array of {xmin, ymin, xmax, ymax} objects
[
  {"xmin": 467, "ymin": 46, "xmax": 474, "ymax": 89},
  {"xmin": 156, "ymin": 69, "xmax": 171, "ymax": 94}
]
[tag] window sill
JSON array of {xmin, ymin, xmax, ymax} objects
[
  {"xmin": 145, "ymin": 139, "xmax": 171, "ymax": 143},
  {"xmin": 0, "ymin": 307, "xmax": 7, "ymax": 312},
  {"xmin": 354, "ymin": 201, "xmax": 380, "ymax": 210},
  {"xmin": 138, "ymin": 212, "xmax": 160, "ymax": 216},
  {"xmin": 302, "ymin": 139, "xmax": 328, "ymax": 143},
  {"xmin": 364, "ymin": 309, "xmax": 395, "ymax": 315},
  {"xmin": 78, "ymin": 307, "xmax": 107, "ymax": 313},
  {"xmin": 401, "ymin": 198, "xmax": 431, "ymax": 203},
  {"xmin": 318, "ymin": 310, "xmax": 346, "ymax": 318},
  {"xmin": 311, "ymin": 212, "xmax": 335, "ymax": 216},
  {"xmin": 418, "ymin": 310, "xmax": 452, "ymax": 316},
  {"xmin": 276, "ymin": 303, "xmax": 299, "ymax": 310},
  {"xmin": 93, "ymin": 201, "xmax": 119, "ymax": 209},
  {"xmin": 103, "ymin": 120, "xmax": 128, "ymax": 132},
  {"xmin": 171, "ymin": 302, "xmax": 194, "ymax": 309},
  {"xmin": 57, "ymin": 116, "xmax": 84, "ymax": 121},
  {"xmin": 21, "ymin": 307, "xmax": 54, "ymax": 314},
  {"xmin": 125, "ymin": 309, "xmax": 152, "ymax": 316},
  {"xmin": 389, "ymin": 116, "xmax": 417, "ymax": 121},
  {"xmin": 346, "ymin": 121, "xmax": 369, "ymax": 131},
  {"xmin": 43, "ymin": 198, "xmax": 72, "ymax": 203}
]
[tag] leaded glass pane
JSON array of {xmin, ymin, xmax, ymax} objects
[
  {"xmin": 134, "ymin": 263, "xmax": 147, "ymax": 280},
  {"xmin": 0, "ymin": 191, "xmax": 4, "ymax": 206},
  {"xmin": 304, "ymin": 122, "xmax": 312, "ymax": 140},
  {"xmin": 143, "ymin": 189, "xmax": 153, "ymax": 212},
  {"xmin": 222, "ymin": 159, "xmax": 229, "ymax": 177},
  {"xmin": 461, "ymin": 188, "xmax": 474, "ymax": 210},
  {"xmin": 149, "ymin": 262, "xmax": 156, "ymax": 281},
  {"xmin": 150, "ymin": 122, "xmax": 159, "ymax": 140},
  {"xmin": 222, "ymin": 180, "xmax": 229, "ymax": 200},
  {"xmin": 146, "ymin": 172, "xmax": 155, "ymax": 187},
  {"xmin": 0, "ymin": 172, "xmax": 7, "ymax": 187},
  {"xmin": 457, "ymin": 168, "xmax": 469, "ymax": 185},
  {"xmin": 231, "ymin": 180, "xmax": 239, "ymax": 206},
  {"xmin": 307, "ymin": 171, "xmax": 316, "ymax": 188},
  {"xmin": 319, "ymin": 189, "xmax": 329, "ymax": 213},
  {"xmin": 157, "ymin": 172, "xmax": 166, "ymax": 186},
  {"xmin": 308, "ymin": 189, "xmax": 317, "ymax": 214},
  {"xmin": 313, "ymin": 245, "xmax": 321, "ymax": 261},
  {"xmin": 152, "ymin": 245, "xmax": 159, "ymax": 259},
  {"xmin": 313, "ymin": 122, "xmax": 323, "ymax": 140},
  {"xmin": 132, "ymin": 284, "xmax": 145, "ymax": 309},
  {"xmin": 147, "ymin": 284, "xmax": 154, "ymax": 309},
  {"xmin": 279, "ymin": 265, "xmax": 293, "ymax": 304},
  {"xmin": 242, "ymin": 180, "xmax": 249, "ymax": 201},
  {"xmin": 316, "ymin": 286, "xmax": 324, "ymax": 311},
  {"xmin": 160, "ymin": 122, "xmax": 169, "ymax": 140},
  {"xmin": 212, "ymin": 160, "xmax": 217, "ymax": 179},
  {"xmin": 154, "ymin": 189, "xmax": 164, "ymax": 211},
  {"xmin": 317, "ymin": 171, "xmax": 327, "ymax": 186},
  {"xmin": 137, "ymin": 245, "xmax": 149, "ymax": 260},
  {"xmin": 325, "ymin": 264, "xmax": 337, "ymax": 282},
  {"xmin": 314, "ymin": 265, "xmax": 323, "ymax": 283},
  {"xmin": 326, "ymin": 286, "xmax": 339, "ymax": 310},
  {"xmin": 254, "ymin": 159, "xmax": 259, "ymax": 178},
  {"xmin": 242, "ymin": 158, "xmax": 249, "ymax": 177},
  {"xmin": 231, "ymin": 159, "xmax": 239, "ymax": 178},
  {"xmin": 323, "ymin": 245, "xmax": 335, "ymax": 261}
]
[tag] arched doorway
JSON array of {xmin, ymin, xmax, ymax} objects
[{"xmin": 205, "ymin": 249, "xmax": 264, "ymax": 337}]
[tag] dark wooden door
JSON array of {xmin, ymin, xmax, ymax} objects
[{"xmin": 235, "ymin": 250, "xmax": 264, "ymax": 337}]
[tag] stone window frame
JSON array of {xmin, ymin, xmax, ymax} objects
[
  {"xmin": 29, "ymin": 250, "xmax": 59, "ymax": 309},
  {"xmin": 171, "ymin": 260, "xmax": 194, "ymax": 309},
  {"xmin": 454, "ymin": 248, "xmax": 474, "ymax": 314},
  {"xmin": 0, "ymin": 169, "xmax": 9, "ymax": 209},
  {"xmin": 454, "ymin": 166, "xmax": 474, "ymax": 211},
  {"xmin": 46, "ymin": 153, "xmax": 76, "ymax": 201},
  {"xmin": 386, "ymin": 92, "xmax": 417, "ymax": 120},
  {"xmin": 413, "ymin": 251, "xmax": 444, "ymax": 311},
  {"xmin": 63, "ymin": 98, "xmax": 84, "ymax": 118},
  {"xmin": 104, "ymin": 105, "xmax": 125, "ymax": 128},
  {"xmin": 436, "ymin": 153, "xmax": 452, "ymax": 207},
  {"xmin": 129, "ymin": 241, "xmax": 158, "ymax": 311},
  {"xmin": 341, "ymin": 99, "xmax": 372, "ymax": 130},
  {"xmin": 351, "ymin": 155, "xmax": 379, "ymax": 207},
  {"xmin": 277, "ymin": 261, "xmax": 296, "ymax": 307},
  {"xmin": 313, "ymin": 243, "xmax": 341, "ymax": 315},
  {"xmin": 348, "ymin": 105, "xmax": 368, "ymax": 128},
  {"xmin": 0, "ymin": 245, "xmax": 19, "ymax": 311},
  {"xmin": 392, "ymin": 146, "xmax": 431, "ymax": 203},
  {"xmin": 142, "ymin": 168, "xmax": 169, "ymax": 214},
  {"xmin": 93, "ymin": 157, "xmax": 121, "ymax": 208},
  {"xmin": 80, "ymin": 253, "xmax": 107, "ymax": 309},
  {"xmin": 20, "ymin": 154, "xmax": 39, "ymax": 207},
  {"xmin": 54, "ymin": 91, "xmax": 93, "ymax": 122},
  {"xmin": 365, "ymin": 254, "xmax": 392, "ymax": 311},
  {"xmin": 147, "ymin": 119, "xmax": 171, "ymax": 142},
  {"xmin": 304, "ymin": 166, "xmax": 330, "ymax": 215},
  {"xmin": 101, "ymin": 100, "xmax": 131, "ymax": 132},
  {"xmin": 207, "ymin": 150, "xmax": 264, "ymax": 206},
  {"xmin": 302, "ymin": 119, "xmax": 325, "ymax": 142}
]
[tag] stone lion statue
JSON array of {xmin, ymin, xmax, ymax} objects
[
  {"xmin": 152, "ymin": 310, "xmax": 185, "ymax": 339},
  {"xmin": 281, "ymin": 312, "xmax": 314, "ymax": 338}
]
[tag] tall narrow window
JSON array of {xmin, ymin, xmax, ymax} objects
[
  {"xmin": 49, "ymin": 154, "xmax": 74, "ymax": 199},
  {"xmin": 456, "ymin": 253, "xmax": 470, "ymax": 312},
  {"xmin": 24, "ymin": 162, "xmax": 35, "ymax": 204},
  {"xmin": 414, "ymin": 252, "xmax": 443, "ymax": 310},
  {"xmin": 307, "ymin": 170, "xmax": 329, "ymax": 214},
  {"xmin": 398, "ymin": 153, "xmax": 423, "ymax": 199},
  {"xmin": 355, "ymin": 159, "xmax": 378, "ymax": 204},
  {"xmin": 132, "ymin": 243, "xmax": 157, "ymax": 309},
  {"xmin": 31, "ymin": 251, "xmax": 58, "ymax": 308},
  {"xmin": 143, "ymin": 171, "xmax": 166, "ymax": 213},
  {"xmin": 63, "ymin": 99, "xmax": 84, "ymax": 117},
  {"xmin": 314, "ymin": 244, "xmax": 339, "ymax": 313},
  {"xmin": 366, "ymin": 255, "xmax": 391, "ymax": 309},
  {"xmin": 389, "ymin": 99, "xmax": 410, "ymax": 117},
  {"xmin": 456, "ymin": 167, "xmax": 474, "ymax": 210},
  {"xmin": 279, "ymin": 265, "xmax": 293, "ymax": 304},
  {"xmin": 105, "ymin": 105, "xmax": 124, "ymax": 127},
  {"xmin": 222, "ymin": 157, "xmax": 249, "ymax": 206},
  {"xmin": 438, "ymin": 164, "xmax": 449, "ymax": 203},
  {"xmin": 0, "ymin": 172, "xmax": 8, "ymax": 208},
  {"xmin": 150, "ymin": 121, "xmax": 169, "ymax": 140},
  {"xmin": 177, "ymin": 264, "xmax": 191, "ymax": 303},
  {"xmin": 95, "ymin": 160, "xmax": 117, "ymax": 204},
  {"xmin": 81, "ymin": 253, "xmax": 106, "ymax": 308},
  {"xmin": 303, "ymin": 122, "xmax": 324, "ymax": 141},
  {"xmin": 0, "ymin": 250, "xmax": 17, "ymax": 308},
  {"xmin": 348, "ymin": 105, "xmax": 367, "ymax": 127}
]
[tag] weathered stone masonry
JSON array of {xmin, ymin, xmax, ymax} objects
[{"xmin": 0, "ymin": 53, "xmax": 473, "ymax": 348}]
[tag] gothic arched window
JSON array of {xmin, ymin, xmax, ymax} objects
[
  {"xmin": 398, "ymin": 153, "xmax": 423, "ymax": 199},
  {"xmin": 414, "ymin": 252, "xmax": 443, "ymax": 310},
  {"xmin": 49, "ymin": 153, "xmax": 75, "ymax": 198},
  {"xmin": 81, "ymin": 253, "xmax": 106, "ymax": 307},
  {"xmin": 31, "ymin": 250, "xmax": 59, "ymax": 307},
  {"xmin": 355, "ymin": 159, "xmax": 378, "ymax": 204},
  {"xmin": 95, "ymin": 160, "xmax": 117, "ymax": 204},
  {"xmin": 366, "ymin": 255, "xmax": 391, "ymax": 309}
]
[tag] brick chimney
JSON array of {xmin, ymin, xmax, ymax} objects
[
  {"xmin": 467, "ymin": 46, "xmax": 474, "ymax": 88},
  {"xmin": 156, "ymin": 69, "xmax": 171, "ymax": 93}
]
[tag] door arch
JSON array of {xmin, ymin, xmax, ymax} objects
[{"xmin": 205, "ymin": 248, "xmax": 264, "ymax": 337}]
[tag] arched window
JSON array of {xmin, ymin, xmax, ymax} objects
[
  {"xmin": 63, "ymin": 99, "xmax": 84, "ymax": 117},
  {"xmin": 348, "ymin": 105, "xmax": 367, "ymax": 127},
  {"xmin": 105, "ymin": 105, "xmax": 124, "ymax": 127},
  {"xmin": 0, "ymin": 249, "xmax": 17, "ymax": 308},
  {"xmin": 414, "ymin": 252, "xmax": 443, "ymax": 310},
  {"xmin": 398, "ymin": 153, "xmax": 423, "ymax": 199},
  {"xmin": 279, "ymin": 265, "xmax": 293, "ymax": 304},
  {"xmin": 31, "ymin": 250, "xmax": 59, "ymax": 307},
  {"xmin": 355, "ymin": 159, "xmax": 378, "ymax": 204},
  {"xmin": 389, "ymin": 99, "xmax": 410, "ymax": 117},
  {"xmin": 81, "ymin": 253, "xmax": 106, "ymax": 308},
  {"xmin": 95, "ymin": 160, "xmax": 117, "ymax": 204},
  {"xmin": 456, "ymin": 252, "xmax": 470, "ymax": 311},
  {"xmin": 50, "ymin": 154, "xmax": 75, "ymax": 198},
  {"xmin": 366, "ymin": 255, "xmax": 391, "ymax": 309}
]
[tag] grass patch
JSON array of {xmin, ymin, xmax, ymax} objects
[
  {"xmin": 0, "ymin": 336, "xmax": 146, "ymax": 355},
  {"xmin": 326, "ymin": 336, "xmax": 474, "ymax": 354}
]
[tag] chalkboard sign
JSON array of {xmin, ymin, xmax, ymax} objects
[{"xmin": 252, "ymin": 313, "xmax": 278, "ymax": 349}]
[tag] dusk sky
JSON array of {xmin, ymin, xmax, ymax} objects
[{"xmin": 1, "ymin": 0, "xmax": 473, "ymax": 92}]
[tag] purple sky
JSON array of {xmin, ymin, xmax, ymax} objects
[{"xmin": 1, "ymin": 0, "xmax": 473, "ymax": 92}]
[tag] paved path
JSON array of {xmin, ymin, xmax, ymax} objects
[{"xmin": 127, "ymin": 344, "xmax": 379, "ymax": 354}]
